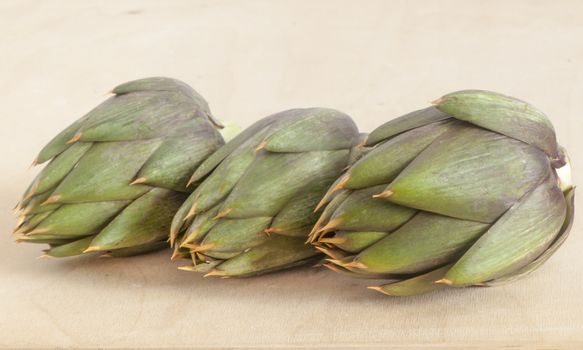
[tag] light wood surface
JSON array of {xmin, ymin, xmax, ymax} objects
[{"xmin": 1, "ymin": 0, "xmax": 582, "ymax": 348}]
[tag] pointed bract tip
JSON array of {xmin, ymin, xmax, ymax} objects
[
  {"xmin": 83, "ymin": 245, "xmax": 104, "ymax": 253},
  {"xmin": 178, "ymin": 265, "xmax": 197, "ymax": 272},
  {"xmin": 22, "ymin": 181, "xmax": 40, "ymax": 201},
  {"xmin": 322, "ymin": 263, "xmax": 342, "ymax": 273},
  {"xmin": 343, "ymin": 260, "xmax": 368, "ymax": 269},
  {"xmin": 186, "ymin": 175, "xmax": 197, "ymax": 188},
  {"xmin": 317, "ymin": 218, "xmax": 342, "ymax": 234},
  {"xmin": 66, "ymin": 133, "xmax": 82, "ymax": 144},
  {"xmin": 357, "ymin": 137, "xmax": 369, "ymax": 148},
  {"xmin": 367, "ymin": 286, "xmax": 391, "ymax": 295},
  {"xmin": 264, "ymin": 227, "xmax": 282, "ymax": 235},
  {"xmin": 313, "ymin": 199, "xmax": 327, "ymax": 213},
  {"xmin": 183, "ymin": 203, "xmax": 199, "ymax": 222},
  {"xmin": 314, "ymin": 245, "xmax": 335, "ymax": 256},
  {"xmin": 170, "ymin": 249, "xmax": 183, "ymax": 261},
  {"xmin": 26, "ymin": 227, "xmax": 50, "ymax": 236},
  {"xmin": 37, "ymin": 254, "xmax": 52, "ymax": 260},
  {"xmin": 19, "ymin": 206, "xmax": 33, "ymax": 216},
  {"xmin": 41, "ymin": 195, "xmax": 62, "ymax": 206},
  {"xmin": 319, "ymin": 236, "xmax": 346, "ymax": 245},
  {"xmin": 431, "ymin": 97, "xmax": 444, "ymax": 106},
  {"xmin": 435, "ymin": 278, "xmax": 453, "ymax": 285},
  {"xmin": 184, "ymin": 242, "xmax": 215, "ymax": 253},
  {"xmin": 30, "ymin": 158, "xmax": 40, "ymax": 168},
  {"xmin": 204, "ymin": 269, "xmax": 228, "ymax": 278},
  {"xmin": 213, "ymin": 208, "xmax": 232, "ymax": 220},
  {"xmin": 333, "ymin": 174, "xmax": 350, "ymax": 193},
  {"xmin": 14, "ymin": 216, "xmax": 26, "ymax": 229},
  {"xmin": 255, "ymin": 140, "xmax": 267, "ymax": 152},
  {"xmin": 130, "ymin": 177, "xmax": 148, "ymax": 185},
  {"xmin": 372, "ymin": 190, "xmax": 393, "ymax": 199},
  {"xmin": 326, "ymin": 258, "xmax": 345, "ymax": 266}
]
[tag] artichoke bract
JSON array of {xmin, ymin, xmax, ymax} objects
[
  {"xmin": 309, "ymin": 90, "xmax": 574, "ymax": 296},
  {"xmin": 171, "ymin": 108, "xmax": 360, "ymax": 277},
  {"xmin": 14, "ymin": 77, "xmax": 225, "ymax": 258}
]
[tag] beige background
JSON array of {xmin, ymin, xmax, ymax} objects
[{"xmin": 1, "ymin": 0, "xmax": 582, "ymax": 348}]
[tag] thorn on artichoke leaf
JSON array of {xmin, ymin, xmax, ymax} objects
[
  {"xmin": 66, "ymin": 132, "xmax": 83, "ymax": 144},
  {"xmin": 186, "ymin": 174, "xmax": 198, "ymax": 188},
  {"xmin": 264, "ymin": 227, "xmax": 282, "ymax": 236},
  {"xmin": 41, "ymin": 195, "xmax": 62, "ymax": 206},
  {"xmin": 313, "ymin": 200, "xmax": 327, "ymax": 214},
  {"xmin": 318, "ymin": 237, "xmax": 346, "ymax": 245},
  {"xmin": 314, "ymin": 245, "xmax": 336, "ymax": 257},
  {"xmin": 326, "ymin": 258, "xmax": 345, "ymax": 266},
  {"xmin": 178, "ymin": 265, "xmax": 196, "ymax": 272},
  {"xmin": 314, "ymin": 175, "xmax": 351, "ymax": 213},
  {"xmin": 343, "ymin": 260, "xmax": 368, "ymax": 269},
  {"xmin": 130, "ymin": 177, "xmax": 148, "ymax": 186},
  {"xmin": 213, "ymin": 208, "xmax": 232, "ymax": 220},
  {"xmin": 183, "ymin": 202, "xmax": 199, "ymax": 222},
  {"xmin": 36, "ymin": 254, "xmax": 52, "ymax": 260},
  {"xmin": 311, "ymin": 263, "xmax": 322, "ymax": 268},
  {"xmin": 356, "ymin": 137, "xmax": 369, "ymax": 148},
  {"xmin": 322, "ymin": 263, "xmax": 343, "ymax": 273},
  {"xmin": 13, "ymin": 203, "xmax": 24, "ymax": 215},
  {"xmin": 183, "ymin": 242, "xmax": 215, "ymax": 253},
  {"xmin": 83, "ymin": 245, "xmax": 104, "ymax": 253},
  {"xmin": 254, "ymin": 140, "xmax": 267, "ymax": 152},
  {"xmin": 434, "ymin": 278, "xmax": 453, "ymax": 285},
  {"xmin": 14, "ymin": 218, "xmax": 26, "ymax": 231},
  {"xmin": 170, "ymin": 249, "xmax": 182, "ymax": 261},
  {"xmin": 168, "ymin": 232, "xmax": 178, "ymax": 248},
  {"xmin": 431, "ymin": 97, "xmax": 444, "ymax": 106},
  {"xmin": 19, "ymin": 206, "xmax": 33, "ymax": 216},
  {"xmin": 372, "ymin": 190, "xmax": 393, "ymax": 199},
  {"xmin": 307, "ymin": 220, "xmax": 323, "ymax": 241},
  {"xmin": 30, "ymin": 157, "xmax": 40, "ymax": 168},
  {"xmin": 204, "ymin": 269, "xmax": 228, "ymax": 278},
  {"xmin": 23, "ymin": 181, "xmax": 40, "ymax": 201},
  {"xmin": 367, "ymin": 286, "xmax": 391, "ymax": 296},
  {"xmin": 26, "ymin": 227, "xmax": 50, "ymax": 236},
  {"xmin": 316, "ymin": 218, "xmax": 342, "ymax": 234}
]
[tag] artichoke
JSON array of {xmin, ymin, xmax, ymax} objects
[
  {"xmin": 14, "ymin": 77, "xmax": 225, "ymax": 258},
  {"xmin": 309, "ymin": 90, "xmax": 574, "ymax": 296},
  {"xmin": 171, "ymin": 108, "xmax": 360, "ymax": 277}
]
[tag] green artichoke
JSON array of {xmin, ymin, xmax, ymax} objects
[
  {"xmin": 14, "ymin": 77, "xmax": 225, "ymax": 258},
  {"xmin": 171, "ymin": 108, "xmax": 360, "ymax": 277},
  {"xmin": 309, "ymin": 90, "xmax": 574, "ymax": 296}
]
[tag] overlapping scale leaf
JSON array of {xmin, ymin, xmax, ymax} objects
[
  {"xmin": 434, "ymin": 90, "xmax": 559, "ymax": 160},
  {"xmin": 384, "ymin": 124, "xmax": 551, "ymax": 223},
  {"xmin": 443, "ymin": 175, "xmax": 567, "ymax": 286}
]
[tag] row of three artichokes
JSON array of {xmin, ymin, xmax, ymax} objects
[{"xmin": 15, "ymin": 77, "xmax": 574, "ymax": 296}]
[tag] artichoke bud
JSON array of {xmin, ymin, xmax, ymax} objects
[
  {"xmin": 310, "ymin": 90, "xmax": 575, "ymax": 296},
  {"xmin": 172, "ymin": 108, "xmax": 360, "ymax": 277},
  {"xmin": 15, "ymin": 77, "xmax": 225, "ymax": 258}
]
